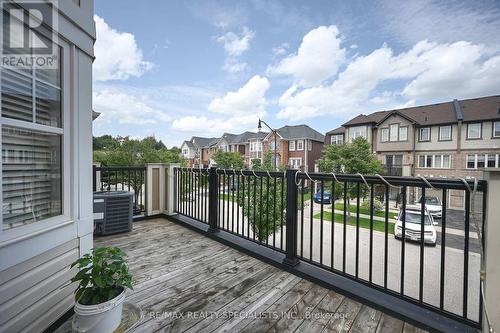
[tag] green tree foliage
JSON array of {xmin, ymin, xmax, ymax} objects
[
  {"xmin": 237, "ymin": 151, "xmax": 286, "ymax": 241},
  {"xmin": 317, "ymin": 137, "xmax": 384, "ymax": 201},
  {"xmin": 212, "ymin": 150, "xmax": 245, "ymax": 169}
]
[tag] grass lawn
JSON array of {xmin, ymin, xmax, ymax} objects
[
  {"xmin": 333, "ymin": 203, "xmax": 398, "ymax": 219},
  {"xmin": 313, "ymin": 211, "xmax": 395, "ymax": 234}
]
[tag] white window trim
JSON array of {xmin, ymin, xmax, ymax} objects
[
  {"xmin": 399, "ymin": 126, "xmax": 408, "ymax": 141},
  {"xmin": 296, "ymin": 140, "xmax": 304, "ymax": 151},
  {"xmin": 417, "ymin": 154, "xmax": 451, "ymax": 169},
  {"xmin": 0, "ymin": 39, "xmax": 72, "ymax": 241},
  {"xmin": 289, "ymin": 140, "xmax": 295, "ymax": 151},
  {"xmin": 467, "ymin": 123, "xmax": 482, "ymax": 139},
  {"xmin": 380, "ymin": 128, "xmax": 389, "ymax": 142},
  {"xmin": 466, "ymin": 154, "xmax": 499, "ymax": 169},
  {"xmin": 389, "ymin": 124, "xmax": 399, "ymax": 142},
  {"xmin": 331, "ymin": 134, "xmax": 344, "ymax": 145},
  {"xmin": 419, "ymin": 127, "xmax": 430, "ymax": 141},
  {"xmin": 493, "ymin": 121, "xmax": 500, "ymax": 138},
  {"xmin": 439, "ymin": 125, "xmax": 452, "ymax": 141}
]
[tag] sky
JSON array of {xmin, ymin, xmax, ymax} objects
[{"xmin": 92, "ymin": 0, "xmax": 500, "ymax": 148}]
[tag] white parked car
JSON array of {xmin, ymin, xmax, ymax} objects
[
  {"xmin": 418, "ymin": 196, "xmax": 442, "ymax": 218},
  {"xmin": 394, "ymin": 205, "xmax": 438, "ymax": 246}
]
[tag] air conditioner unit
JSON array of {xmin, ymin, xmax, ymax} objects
[{"xmin": 93, "ymin": 191, "xmax": 133, "ymax": 236}]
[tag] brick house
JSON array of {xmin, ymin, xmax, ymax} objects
[
  {"xmin": 262, "ymin": 125, "xmax": 325, "ymax": 171},
  {"xmin": 325, "ymin": 95, "xmax": 500, "ymax": 208}
]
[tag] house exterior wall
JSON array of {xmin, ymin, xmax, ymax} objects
[
  {"xmin": 0, "ymin": 2, "xmax": 95, "ymax": 331},
  {"xmin": 414, "ymin": 124, "xmax": 459, "ymax": 151},
  {"xmin": 461, "ymin": 121, "xmax": 500, "ymax": 150},
  {"xmin": 376, "ymin": 115, "xmax": 414, "ymax": 152}
]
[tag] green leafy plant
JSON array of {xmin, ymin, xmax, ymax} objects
[
  {"xmin": 71, "ymin": 247, "xmax": 133, "ymax": 305},
  {"xmin": 361, "ymin": 198, "xmax": 384, "ymax": 212}
]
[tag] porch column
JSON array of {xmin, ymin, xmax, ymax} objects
[
  {"xmin": 483, "ymin": 169, "xmax": 500, "ymax": 332},
  {"xmin": 164, "ymin": 163, "xmax": 180, "ymax": 215},
  {"xmin": 146, "ymin": 163, "xmax": 165, "ymax": 216}
]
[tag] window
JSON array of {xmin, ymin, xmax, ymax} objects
[
  {"xmin": 182, "ymin": 149, "xmax": 189, "ymax": 155},
  {"xmin": 439, "ymin": 125, "xmax": 452, "ymax": 141},
  {"xmin": 296, "ymin": 140, "xmax": 304, "ymax": 150},
  {"xmin": 466, "ymin": 154, "xmax": 499, "ymax": 169},
  {"xmin": 308, "ymin": 140, "xmax": 312, "ymax": 151},
  {"xmin": 331, "ymin": 134, "xmax": 344, "ymax": 145},
  {"xmin": 250, "ymin": 141, "xmax": 262, "ymax": 152},
  {"xmin": 289, "ymin": 158, "xmax": 301, "ymax": 169},
  {"xmin": 419, "ymin": 127, "xmax": 430, "ymax": 141},
  {"xmin": 1, "ymin": 48, "xmax": 63, "ymax": 230},
  {"xmin": 493, "ymin": 121, "xmax": 500, "ymax": 138},
  {"xmin": 399, "ymin": 126, "xmax": 408, "ymax": 141},
  {"xmin": 348, "ymin": 126, "xmax": 367, "ymax": 142},
  {"xmin": 487, "ymin": 155, "xmax": 496, "ymax": 168},
  {"xmin": 417, "ymin": 154, "xmax": 452, "ymax": 169},
  {"xmin": 467, "ymin": 123, "xmax": 481, "ymax": 139},
  {"xmin": 380, "ymin": 128, "xmax": 389, "ymax": 142},
  {"xmin": 389, "ymin": 124, "xmax": 399, "ymax": 141},
  {"xmin": 289, "ymin": 141, "xmax": 295, "ymax": 151}
]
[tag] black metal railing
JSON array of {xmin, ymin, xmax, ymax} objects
[
  {"xmin": 172, "ymin": 167, "xmax": 487, "ymax": 329},
  {"xmin": 93, "ymin": 165, "xmax": 147, "ymax": 216}
]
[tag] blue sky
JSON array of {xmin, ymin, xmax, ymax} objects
[{"xmin": 93, "ymin": 0, "xmax": 500, "ymax": 147}]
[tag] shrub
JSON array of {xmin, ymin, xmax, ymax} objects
[
  {"xmin": 71, "ymin": 247, "xmax": 133, "ymax": 305},
  {"xmin": 361, "ymin": 198, "xmax": 384, "ymax": 212}
]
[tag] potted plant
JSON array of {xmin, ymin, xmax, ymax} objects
[{"xmin": 70, "ymin": 247, "xmax": 133, "ymax": 333}]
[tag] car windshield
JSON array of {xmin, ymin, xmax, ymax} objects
[
  {"xmin": 316, "ymin": 191, "xmax": 331, "ymax": 196},
  {"xmin": 421, "ymin": 197, "xmax": 440, "ymax": 205},
  {"xmin": 400, "ymin": 211, "xmax": 432, "ymax": 225}
]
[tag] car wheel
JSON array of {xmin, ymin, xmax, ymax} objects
[{"xmin": 430, "ymin": 242, "xmax": 437, "ymax": 247}]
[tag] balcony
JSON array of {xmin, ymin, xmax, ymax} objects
[
  {"xmin": 87, "ymin": 217, "xmax": 424, "ymax": 332},
  {"xmin": 85, "ymin": 165, "xmax": 496, "ymax": 333},
  {"xmin": 384, "ymin": 164, "xmax": 403, "ymax": 176}
]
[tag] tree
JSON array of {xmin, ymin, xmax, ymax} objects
[
  {"xmin": 212, "ymin": 150, "xmax": 245, "ymax": 169},
  {"xmin": 237, "ymin": 151, "xmax": 285, "ymax": 241},
  {"xmin": 317, "ymin": 137, "xmax": 384, "ymax": 206}
]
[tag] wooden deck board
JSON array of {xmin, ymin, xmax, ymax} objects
[{"xmin": 92, "ymin": 218, "xmax": 425, "ymax": 333}]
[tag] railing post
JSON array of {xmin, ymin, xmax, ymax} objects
[
  {"xmin": 92, "ymin": 163, "xmax": 100, "ymax": 191},
  {"xmin": 283, "ymin": 169, "xmax": 299, "ymax": 266},
  {"xmin": 207, "ymin": 167, "xmax": 218, "ymax": 233},
  {"xmin": 164, "ymin": 163, "xmax": 180, "ymax": 215},
  {"xmin": 483, "ymin": 170, "xmax": 500, "ymax": 332},
  {"xmin": 146, "ymin": 163, "xmax": 164, "ymax": 216}
]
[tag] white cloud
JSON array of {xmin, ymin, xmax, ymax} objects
[
  {"xmin": 272, "ymin": 42, "xmax": 290, "ymax": 56},
  {"xmin": 277, "ymin": 39, "xmax": 500, "ymax": 121},
  {"xmin": 172, "ymin": 75, "xmax": 270, "ymax": 134},
  {"xmin": 221, "ymin": 58, "xmax": 248, "ymax": 74},
  {"xmin": 216, "ymin": 27, "xmax": 255, "ymax": 56},
  {"xmin": 93, "ymin": 15, "xmax": 153, "ymax": 81},
  {"xmin": 267, "ymin": 25, "xmax": 346, "ymax": 87},
  {"xmin": 93, "ymin": 89, "xmax": 170, "ymax": 125},
  {"xmin": 208, "ymin": 75, "xmax": 270, "ymax": 115}
]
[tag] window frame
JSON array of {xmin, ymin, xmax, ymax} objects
[
  {"xmin": 389, "ymin": 123, "xmax": 399, "ymax": 142},
  {"xmin": 492, "ymin": 121, "xmax": 500, "ymax": 138},
  {"xmin": 332, "ymin": 134, "xmax": 344, "ymax": 145},
  {"xmin": 296, "ymin": 139, "xmax": 304, "ymax": 151},
  {"xmin": 438, "ymin": 125, "xmax": 452, "ymax": 141},
  {"xmin": 466, "ymin": 122, "xmax": 482, "ymax": 140},
  {"xmin": 289, "ymin": 140, "xmax": 295, "ymax": 151},
  {"xmin": 418, "ymin": 127, "xmax": 431, "ymax": 142},
  {"xmin": 348, "ymin": 125, "xmax": 367, "ymax": 142},
  {"xmin": 399, "ymin": 126, "xmax": 408, "ymax": 141},
  {"xmin": 0, "ymin": 38, "xmax": 72, "ymax": 240},
  {"xmin": 380, "ymin": 128, "xmax": 389, "ymax": 142}
]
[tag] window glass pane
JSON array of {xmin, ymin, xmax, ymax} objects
[
  {"xmin": 443, "ymin": 155, "xmax": 450, "ymax": 168},
  {"xmin": 297, "ymin": 140, "xmax": 303, "ymax": 150},
  {"xmin": 435, "ymin": 155, "xmax": 442, "ymax": 168},
  {"xmin": 418, "ymin": 156, "xmax": 425, "ymax": 168},
  {"xmin": 419, "ymin": 128, "xmax": 430, "ymax": 141},
  {"xmin": 439, "ymin": 125, "xmax": 451, "ymax": 140},
  {"xmin": 467, "ymin": 155, "xmax": 475, "ymax": 169},
  {"xmin": 494, "ymin": 122, "xmax": 500, "ymax": 137},
  {"xmin": 399, "ymin": 127, "xmax": 407, "ymax": 141},
  {"xmin": 1, "ymin": 68, "xmax": 33, "ymax": 122},
  {"xmin": 2, "ymin": 126, "xmax": 62, "ymax": 230},
  {"xmin": 381, "ymin": 129, "xmax": 388, "ymax": 142},
  {"xmin": 394, "ymin": 155, "xmax": 403, "ymax": 165},
  {"xmin": 289, "ymin": 141, "xmax": 295, "ymax": 150},
  {"xmin": 477, "ymin": 154, "xmax": 485, "ymax": 168},
  {"xmin": 34, "ymin": 43, "xmax": 61, "ymax": 87},
  {"xmin": 349, "ymin": 126, "xmax": 367, "ymax": 142},
  {"xmin": 468, "ymin": 123, "xmax": 481, "ymax": 138},
  {"xmin": 390, "ymin": 124, "xmax": 398, "ymax": 141},
  {"xmin": 35, "ymin": 81, "xmax": 61, "ymax": 127},
  {"xmin": 487, "ymin": 155, "xmax": 496, "ymax": 168},
  {"xmin": 426, "ymin": 155, "xmax": 432, "ymax": 168}
]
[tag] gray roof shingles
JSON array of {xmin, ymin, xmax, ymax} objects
[{"xmin": 276, "ymin": 125, "xmax": 325, "ymax": 142}]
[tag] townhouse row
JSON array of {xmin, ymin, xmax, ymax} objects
[
  {"xmin": 181, "ymin": 95, "xmax": 500, "ymax": 208},
  {"xmin": 180, "ymin": 125, "xmax": 325, "ymax": 172}
]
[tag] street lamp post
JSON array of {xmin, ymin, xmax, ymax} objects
[{"xmin": 258, "ymin": 119, "xmax": 277, "ymax": 170}]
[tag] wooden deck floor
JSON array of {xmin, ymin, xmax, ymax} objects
[{"xmin": 94, "ymin": 218, "xmax": 426, "ymax": 333}]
